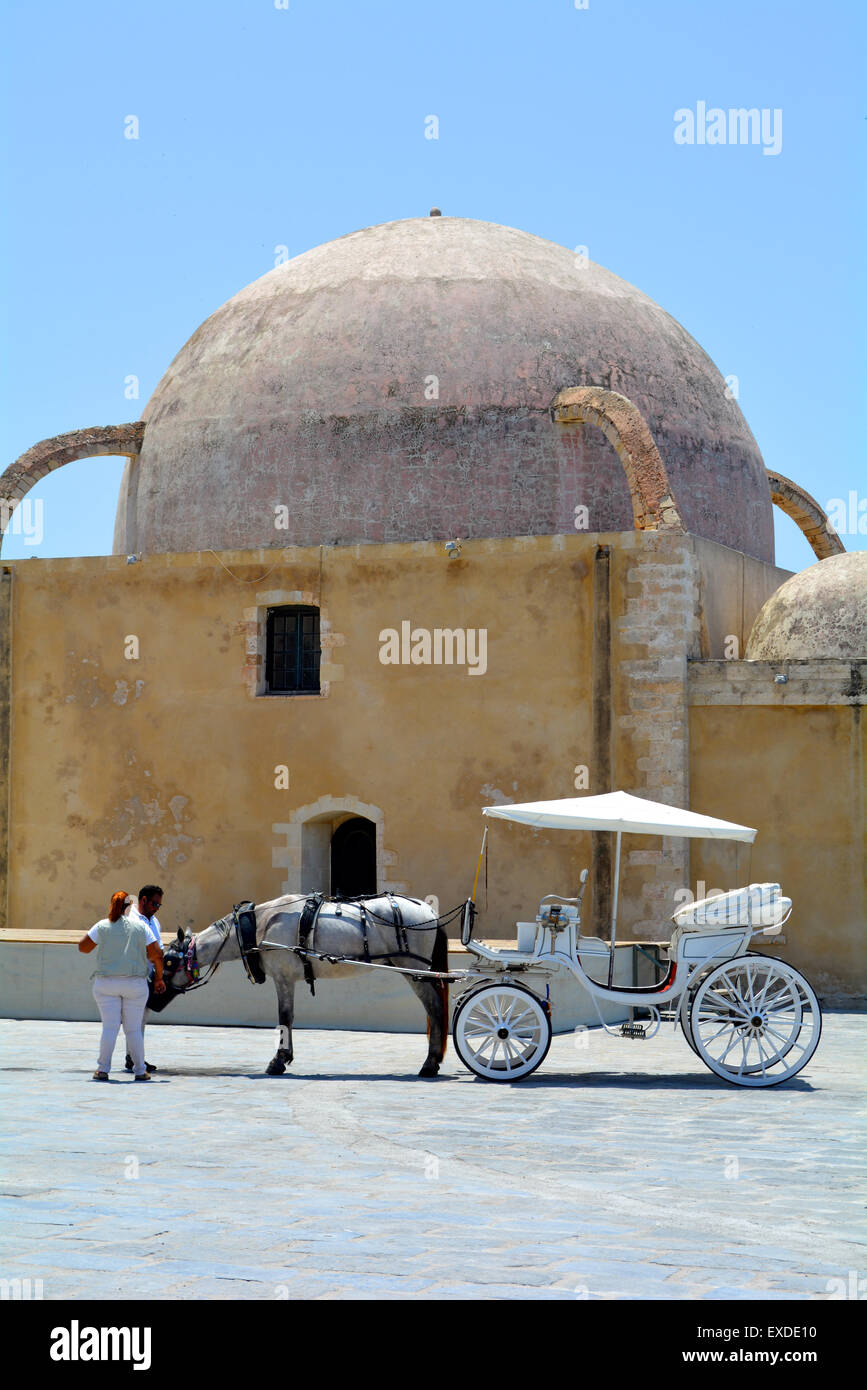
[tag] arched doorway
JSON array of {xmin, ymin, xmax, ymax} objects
[{"xmin": 330, "ymin": 817, "xmax": 377, "ymax": 897}]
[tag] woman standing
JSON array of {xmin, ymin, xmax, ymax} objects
[{"xmin": 78, "ymin": 891, "xmax": 166, "ymax": 1080}]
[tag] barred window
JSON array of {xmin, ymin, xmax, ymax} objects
[{"xmin": 265, "ymin": 606, "xmax": 320, "ymax": 693}]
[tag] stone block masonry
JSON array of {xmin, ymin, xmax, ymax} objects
[{"xmin": 613, "ymin": 535, "xmax": 703, "ymax": 938}]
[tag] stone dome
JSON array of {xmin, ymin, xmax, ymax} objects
[
  {"xmin": 746, "ymin": 551, "xmax": 867, "ymax": 659},
  {"xmin": 113, "ymin": 216, "xmax": 773, "ymax": 559}
]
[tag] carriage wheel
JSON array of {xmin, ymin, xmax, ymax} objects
[
  {"xmin": 689, "ymin": 956, "xmax": 821, "ymax": 1087},
  {"xmin": 680, "ymin": 1001, "xmax": 699, "ymax": 1055},
  {"xmin": 453, "ymin": 982, "xmax": 552, "ymax": 1082},
  {"xmin": 681, "ymin": 951, "xmax": 793, "ymax": 1060},
  {"xmin": 680, "ymin": 952, "xmax": 755, "ymax": 1056}
]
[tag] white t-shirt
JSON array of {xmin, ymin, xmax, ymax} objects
[
  {"xmin": 86, "ymin": 917, "xmax": 150, "ymax": 978},
  {"xmin": 87, "ymin": 913, "xmax": 161, "ymax": 943},
  {"xmin": 87, "ymin": 918, "xmax": 110, "ymax": 941},
  {"xmin": 126, "ymin": 907, "xmax": 162, "ymax": 975}
]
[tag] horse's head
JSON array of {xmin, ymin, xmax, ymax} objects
[
  {"xmin": 143, "ymin": 927, "xmax": 197, "ymax": 1013},
  {"xmin": 162, "ymin": 927, "xmax": 196, "ymax": 990}
]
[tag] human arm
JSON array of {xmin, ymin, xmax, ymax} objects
[
  {"xmin": 147, "ymin": 941, "xmax": 166, "ymax": 993},
  {"xmin": 78, "ymin": 924, "xmax": 100, "ymax": 954}
]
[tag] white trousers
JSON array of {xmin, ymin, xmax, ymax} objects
[{"xmin": 92, "ymin": 976, "xmax": 149, "ymax": 1075}]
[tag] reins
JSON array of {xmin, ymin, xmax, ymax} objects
[
  {"xmin": 255, "ymin": 938, "xmax": 472, "ymax": 983},
  {"xmin": 177, "ymin": 895, "xmax": 468, "ymax": 995}
]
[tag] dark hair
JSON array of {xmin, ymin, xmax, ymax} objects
[{"xmin": 139, "ymin": 885, "xmax": 163, "ymax": 901}]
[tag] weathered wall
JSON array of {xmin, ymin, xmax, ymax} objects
[
  {"xmin": 3, "ymin": 532, "xmax": 859, "ymax": 1003},
  {"xmin": 5, "ymin": 536, "xmax": 603, "ymax": 941},
  {"xmin": 689, "ymin": 661, "xmax": 866, "ymax": 1000},
  {"xmin": 692, "ymin": 538, "xmax": 792, "ymax": 660},
  {"xmin": 607, "ymin": 534, "xmax": 700, "ymax": 936}
]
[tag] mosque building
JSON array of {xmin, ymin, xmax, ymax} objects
[{"xmin": 0, "ymin": 213, "xmax": 863, "ymax": 1021}]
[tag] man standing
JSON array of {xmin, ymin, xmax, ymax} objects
[{"xmin": 124, "ymin": 885, "xmax": 164, "ymax": 1073}]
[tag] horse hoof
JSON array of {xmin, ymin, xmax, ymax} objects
[
  {"xmin": 265, "ymin": 1061, "xmax": 286, "ymax": 1076},
  {"xmin": 418, "ymin": 1064, "xmax": 440, "ymax": 1078}
]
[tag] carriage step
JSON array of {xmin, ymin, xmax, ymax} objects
[{"xmin": 620, "ymin": 1022, "xmax": 647, "ymax": 1038}]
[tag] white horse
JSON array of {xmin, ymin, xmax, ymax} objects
[{"xmin": 163, "ymin": 893, "xmax": 450, "ymax": 1077}]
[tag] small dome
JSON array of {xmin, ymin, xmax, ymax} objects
[{"xmin": 746, "ymin": 551, "xmax": 867, "ymax": 660}]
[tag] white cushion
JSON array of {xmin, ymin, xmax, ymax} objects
[{"xmin": 671, "ymin": 883, "xmax": 787, "ymax": 930}]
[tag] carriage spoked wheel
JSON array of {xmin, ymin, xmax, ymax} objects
[
  {"xmin": 680, "ymin": 951, "xmax": 760, "ymax": 1056},
  {"xmin": 689, "ymin": 955, "xmax": 821, "ymax": 1087},
  {"xmin": 453, "ymin": 982, "xmax": 553, "ymax": 1081}
]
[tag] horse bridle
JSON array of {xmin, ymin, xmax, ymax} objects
[{"xmin": 169, "ymin": 921, "xmax": 232, "ymax": 993}]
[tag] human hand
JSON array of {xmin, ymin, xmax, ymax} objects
[{"xmin": 154, "ymin": 980, "xmax": 166, "ymax": 994}]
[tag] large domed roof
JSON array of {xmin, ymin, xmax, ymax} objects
[
  {"xmin": 746, "ymin": 551, "xmax": 867, "ymax": 660},
  {"xmin": 114, "ymin": 216, "xmax": 773, "ymax": 558}
]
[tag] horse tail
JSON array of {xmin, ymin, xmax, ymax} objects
[{"xmin": 432, "ymin": 924, "xmax": 449, "ymax": 1061}]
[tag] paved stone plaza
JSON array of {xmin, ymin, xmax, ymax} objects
[{"xmin": 1, "ymin": 1015, "xmax": 864, "ymax": 1301}]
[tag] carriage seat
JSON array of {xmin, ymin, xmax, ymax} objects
[
  {"xmin": 468, "ymin": 935, "xmax": 539, "ymax": 965},
  {"xmin": 667, "ymin": 883, "xmax": 790, "ymax": 960},
  {"xmin": 670, "ymin": 883, "xmax": 789, "ymax": 933},
  {"xmin": 574, "ymin": 936, "xmax": 612, "ymax": 957}
]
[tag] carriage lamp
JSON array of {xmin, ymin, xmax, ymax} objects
[{"xmin": 445, "ymin": 538, "xmax": 462, "ymax": 559}]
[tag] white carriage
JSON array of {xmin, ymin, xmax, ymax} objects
[{"xmin": 451, "ymin": 791, "xmax": 822, "ymax": 1087}]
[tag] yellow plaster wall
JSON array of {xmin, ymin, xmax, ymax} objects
[
  {"xmin": 689, "ymin": 705, "xmax": 865, "ymax": 999},
  {"xmin": 5, "ymin": 531, "xmax": 860, "ymax": 1001},
  {"xmin": 692, "ymin": 538, "xmax": 792, "ymax": 660},
  {"xmin": 6, "ymin": 537, "xmax": 599, "ymax": 940}
]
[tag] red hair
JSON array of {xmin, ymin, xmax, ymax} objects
[{"xmin": 108, "ymin": 891, "xmax": 131, "ymax": 923}]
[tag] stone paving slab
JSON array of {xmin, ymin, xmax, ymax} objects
[{"xmin": 1, "ymin": 1015, "xmax": 864, "ymax": 1300}]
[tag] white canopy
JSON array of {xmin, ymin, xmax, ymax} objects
[{"xmin": 482, "ymin": 790, "xmax": 756, "ymax": 843}]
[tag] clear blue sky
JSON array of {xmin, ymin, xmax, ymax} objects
[{"xmin": 2, "ymin": 0, "xmax": 864, "ymax": 569}]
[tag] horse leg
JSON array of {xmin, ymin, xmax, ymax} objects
[
  {"xmin": 266, "ymin": 974, "xmax": 296, "ymax": 1075},
  {"xmin": 407, "ymin": 975, "xmax": 449, "ymax": 1078}
]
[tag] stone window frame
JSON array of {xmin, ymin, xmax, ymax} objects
[
  {"xmin": 241, "ymin": 589, "xmax": 344, "ymax": 699},
  {"xmin": 265, "ymin": 604, "xmax": 321, "ymax": 695}
]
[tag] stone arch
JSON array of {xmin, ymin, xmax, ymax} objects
[
  {"xmin": 766, "ymin": 468, "xmax": 845, "ymax": 561},
  {"xmin": 550, "ymin": 387, "xmax": 684, "ymax": 533},
  {"xmin": 0, "ymin": 423, "xmax": 145, "ymax": 555},
  {"xmin": 272, "ymin": 795, "xmax": 406, "ymax": 896}
]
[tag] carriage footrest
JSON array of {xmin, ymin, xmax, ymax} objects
[{"xmin": 620, "ymin": 1022, "xmax": 647, "ymax": 1039}]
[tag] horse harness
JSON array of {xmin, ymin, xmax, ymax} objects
[
  {"xmin": 232, "ymin": 901, "xmax": 266, "ymax": 984},
  {"xmin": 213, "ymin": 892, "xmax": 441, "ymax": 997},
  {"xmin": 168, "ymin": 893, "xmax": 460, "ymax": 1001},
  {"xmin": 289, "ymin": 892, "xmax": 430, "ymax": 996}
]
